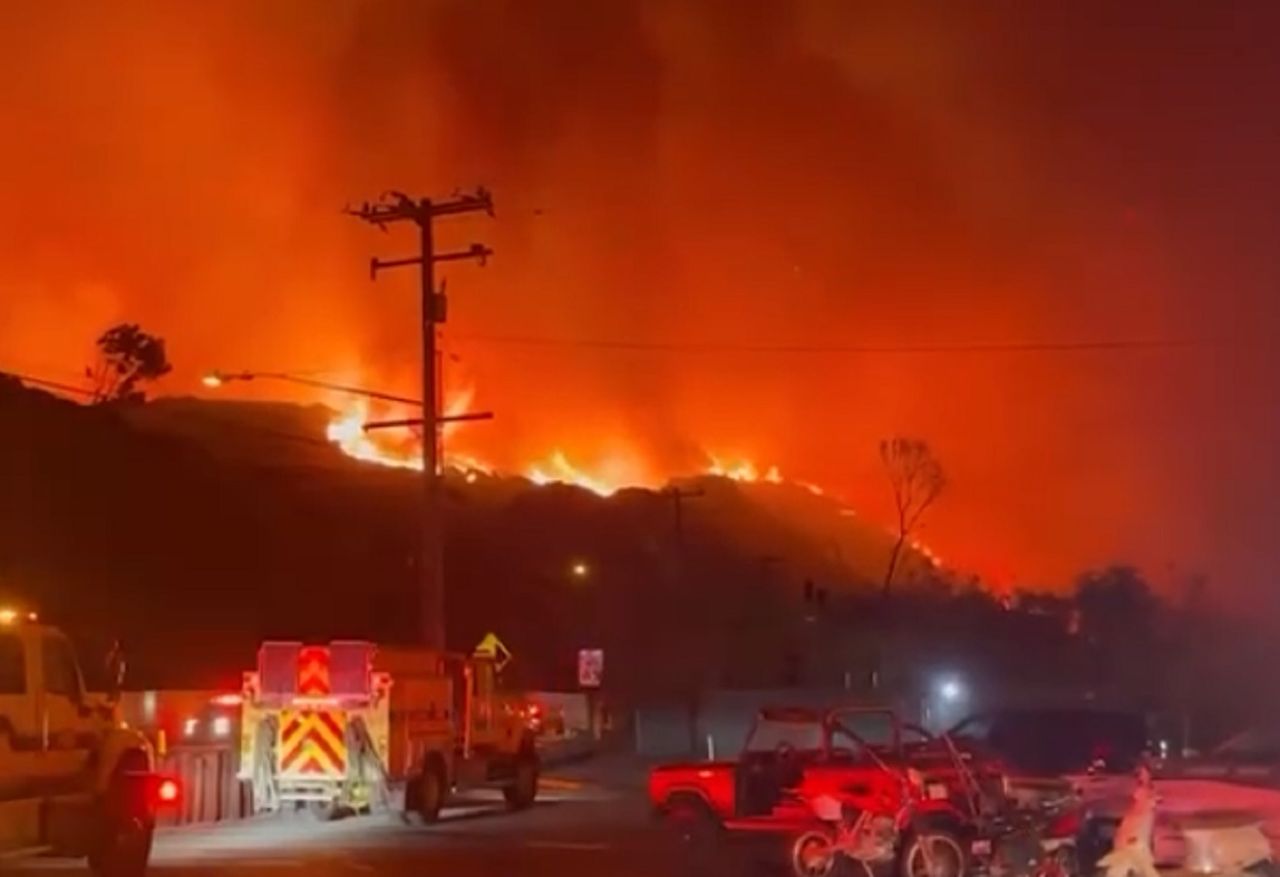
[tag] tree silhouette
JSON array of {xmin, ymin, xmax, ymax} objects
[
  {"xmin": 879, "ymin": 436, "xmax": 945, "ymax": 595},
  {"xmin": 88, "ymin": 323, "xmax": 172, "ymax": 403},
  {"xmin": 1074, "ymin": 565, "xmax": 1159, "ymax": 644}
]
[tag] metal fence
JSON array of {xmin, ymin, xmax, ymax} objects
[{"xmin": 156, "ymin": 743, "xmax": 251, "ymax": 826}]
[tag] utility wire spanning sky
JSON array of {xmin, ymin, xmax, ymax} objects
[{"xmin": 2, "ymin": 0, "xmax": 1279, "ymax": 598}]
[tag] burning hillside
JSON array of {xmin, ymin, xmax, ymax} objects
[
  {"xmin": 315, "ymin": 393, "xmax": 943, "ymax": 571},
  {"xmin": 322, "ymin": 394, "xmax": 808, "ymax": 497}
]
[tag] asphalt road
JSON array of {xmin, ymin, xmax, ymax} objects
[{"xmin": 1, "ymin": 780, "xmax": 759, "ymax": 877}]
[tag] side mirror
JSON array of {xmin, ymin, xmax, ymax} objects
[{"xmin": 105, "ymin": 640, "xmax": 126, "ymax": 703}]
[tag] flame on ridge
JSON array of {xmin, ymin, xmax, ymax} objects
[
  {"xmin": 322, "ymin": 394, "xmax": 800, "ymax": 498},
  {"xmin": 525, "ymin": 450, "xmax": 658, "ymax": 496},
  {"xmin": 707, "ymin": 455, "xmax": 783, "ymax": 484},
  {"xmin": 323, "ymin": 384, "xmax": 480, "ymax": 473},
  {"xmin": 321, "ymin": 405, "xmax": 943, "ymax": 567}
]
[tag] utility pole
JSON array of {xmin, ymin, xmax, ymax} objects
[
  {"xmin": 662, "ymin": 484, "xmax": 705, "ymax": 753},
  {"xmin": 663, "ymin": 485, "xmax": 705, "ymax": 558},
  {"xmin": 346, "ymin": 189, "xmax": 493, "ymax": 650}
]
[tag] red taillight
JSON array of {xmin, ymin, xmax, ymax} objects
[
  {"xmin": 1048, "ymin": 807, "xmax": 1082, "ymax": 838},
  {"xmin": 156, "ymin": 778, "xmax": 180, "ymax": 804}
]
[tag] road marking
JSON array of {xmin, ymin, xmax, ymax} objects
[{"xmin": 524, "ymin": 840, "xmax": 611, "ymax": 852}]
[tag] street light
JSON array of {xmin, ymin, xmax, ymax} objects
[
  {"xmin": 203, "ymin": 371, "xmax": 496, "ymax": 428},
  {"xmin": 571, "ymin": 561, "xmax": 590, "ymax": 579},
  {"xmin": 202, "ymin": 370, "xmax": 422, "ymax": 406},
  {"xmin": 937, "ymin": 676, "xmax": 965, "ymax": 703}
]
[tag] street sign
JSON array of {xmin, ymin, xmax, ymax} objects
[
  {"xmin": 577, "ymin": 648, "xmax": 604, "ymax": 688},
  {"xmin": 474, "ymin": 631, "xmax": 512, "ymax": 672}
]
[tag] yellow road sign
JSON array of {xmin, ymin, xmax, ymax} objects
[{"xmin": 474, "ymin": 631, "xmax": 512, "ymax": 671}]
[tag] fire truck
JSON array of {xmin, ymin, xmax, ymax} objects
[
  {"xmin": 0, "ymin": 610, "xmax": 177, "ymax": 877},
  {"xmin": 238, "ymin": 640, "xmax": 538, "ymax": 820}
]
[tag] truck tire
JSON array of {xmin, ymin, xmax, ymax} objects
[
  {"xmin": 503, "ymin": 754, "xmax": 539, "ymax": 811},
  {"xmin": 88, "ymin": 765, "xmax": 154, "ymax": 877},
  {"xmin": 663, "ymin": 796, "xmax": 722, "ymax": 861},
  {"xmin": 414, "ymin": 763, "xmax": 445, "ymax": 823}
]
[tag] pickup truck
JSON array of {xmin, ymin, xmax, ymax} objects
[
  {"xmin": 649, "ymin": 705, "xmax": 1005, "ymax": 875},
  {"xmin": 0, "ymin": 611, "xmax": 174, "ymax": 876}
]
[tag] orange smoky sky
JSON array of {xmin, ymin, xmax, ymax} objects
[{"xmin": 2, "ymin": 1, "xmax": 1279, "ymax": 598}]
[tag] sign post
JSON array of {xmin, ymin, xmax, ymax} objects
[
  {"xmin": 577, "ymin": 648, "xmax": 604, "ymax": 689},
  {"xmin": 577, "ymin": 648, "xmax": 604, "ymax": 738}
]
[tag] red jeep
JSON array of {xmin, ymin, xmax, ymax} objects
[{"xmin": 649, "ymin": 706, "xmax": 999, "ymax": 875}]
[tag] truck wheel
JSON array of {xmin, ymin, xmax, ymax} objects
[
  {"xmin": 664, "ymin": 797, "xmax": 721, "ymax": 862},
  {"xmin": 503, "ymin": 755, "xmax": 539, "ymax": 811},
  {"xmin": 414, "ymin": 765, "xmax": 444, "ymax": 823},
  {"xmin": 308, "ymin": 800, "xmax": 346, "ymax": 822},
  {"xmin": 88, "ymin": 772, "xmax": 154, "ymax": 877}
]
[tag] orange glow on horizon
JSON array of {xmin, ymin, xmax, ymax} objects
[{"xmin": 5, "ymin": 4, "xmax": 1260, "ymax": 595}]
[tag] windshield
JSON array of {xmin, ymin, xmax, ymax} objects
[
  {"xmin": 745, "ymin": 719, "xmax": 824, "ymax": 753},
  {"xmin": 831, "ymin": 710, "xmax": 899, "ymax": 749}
]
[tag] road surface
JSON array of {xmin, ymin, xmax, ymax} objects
[{"xmin": 1, "ymin": 777, "xmax": 757, "ymax": 877}]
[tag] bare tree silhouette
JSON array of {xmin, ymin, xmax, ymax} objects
[{"xmin": 880, "ymin": 436, "xmax": 945, "ymax": 594}]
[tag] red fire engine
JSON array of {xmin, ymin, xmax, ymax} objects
[{"xmin": 238, "ymin": 640, "xmax": 537, "ymax": 820}]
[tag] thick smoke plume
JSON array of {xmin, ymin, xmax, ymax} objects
[{"xmin": 3, "ymin": 1, "xmax": 1280, "ymax": 594}]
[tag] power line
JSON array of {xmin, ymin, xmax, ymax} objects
[
  {"xmin": 0, "ymin": 369, "xmax": 94, "ymax": 397},
  {"xmin": 448, "ymin": 333, "xmax": 1219, "ymax": 356}
]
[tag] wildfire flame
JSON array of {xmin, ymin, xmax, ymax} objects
[
  {"xmin": 324, "ymin": 399, "xmax": 799, "ymax": 499},
  {"xmin": 525, "ymin": 450, "xmax": 657, "ymax": 496},
  {"xmin": 320, "ymin": 383, "xmax": 805, "ymax": 501},
  {"xmin": 323, "ymin": 384, "xmax": 480, "ymax": 473},
  {"xmin": 325, "ymin": 400, "xmax": 422, "ymax": 470},
  {"xmin": 707, "ymin": 455, "xmax": 783, "ymax": 484}
]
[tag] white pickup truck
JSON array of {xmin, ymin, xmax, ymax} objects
[{"xmin": 0, "ymin": 611, "xmax": 173, "ymax": 876}]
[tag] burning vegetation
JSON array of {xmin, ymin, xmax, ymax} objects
[{"xmin": 323, "ymin": 393, "xmax": 797, "ymax": 497}]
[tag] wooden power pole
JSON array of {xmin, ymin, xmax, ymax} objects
[{"xmin": 346, "ymin": 189, "xmax": 493, "ymax": 649}]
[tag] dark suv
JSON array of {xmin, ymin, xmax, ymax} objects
[{"xmin": 950, "ymin": 708, "xmax": 1148, "ymax": 778}]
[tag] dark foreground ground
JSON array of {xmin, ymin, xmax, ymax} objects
[{"xmin": 0, "ymin": 760, "xmax": 761, "ymax": 877}]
